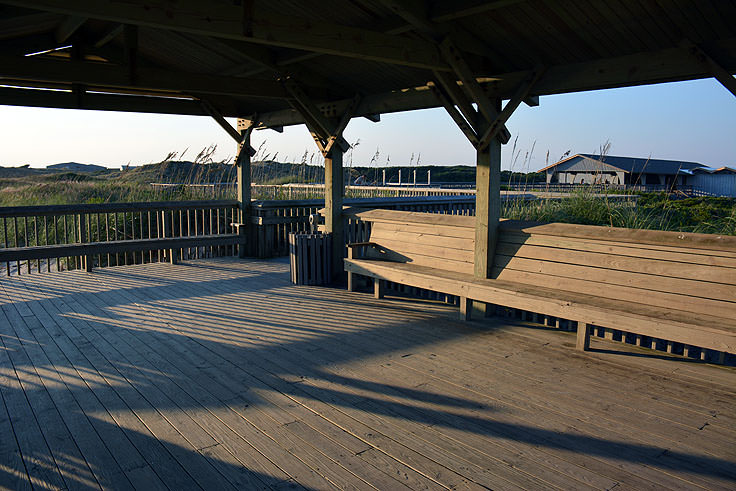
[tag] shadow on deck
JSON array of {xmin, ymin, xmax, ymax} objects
[{"xmin": 0, "ymin": 257, "xmax": 734, "ymax": 490}]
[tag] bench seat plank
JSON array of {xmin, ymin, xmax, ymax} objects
[
  {"xmin": 500, "ymin": 220, "xmax": 736, "ymax": 254},
  {"xmin": 342, "ymin": 209, "xmax": 736, "ymax": 356},
  {"xmin": 493, "ymin": 255, "xmax": 736, "ymax": 309},
  {"xmin": 501, "ymin": 232, "xmax": 736, "ymax": 266},
  {"xmin": 344, "ymin": 258, "xmax": 736, "ymax": 353}
]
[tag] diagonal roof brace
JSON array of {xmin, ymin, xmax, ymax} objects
[
  {"xmin": 682, "ymin": 40, "xmax": 736, "ymax": 98},
  {"xmin": 283, "ymin": 78, "xmax": 352, "ymax": 156},
  {"xmin": 478, "ymin": 66, "xmax": 545, "ymax": 150},
  {"xmin": 437, "ymin": 37, "xmax": 511, "ymax": 145},
  {"xmin": 429, "ymin": 82, "xmax": 479, "ymax": 147},
  {"xmin": 235, "ymin": 121, "xmax": 257, "ymax": 165},
  {"xmin": 201, "ymin": 99, "xmax": 256, "ymax": 157}
]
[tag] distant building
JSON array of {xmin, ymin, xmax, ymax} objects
[
  {"xmin": 539, "ymin": 154, "xmax": 736, "ymax": 196},
  {"xmin": 539, "ymin": 154, "xmax": 707, "ymax": 188},
  {"xmin": 689, "ymin": 166, "xmax": 736, "ymax": 197}
]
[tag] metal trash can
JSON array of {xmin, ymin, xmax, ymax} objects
[{"xmin": 289, "ymin": 232, "xmax": 332, "ymax": 285}]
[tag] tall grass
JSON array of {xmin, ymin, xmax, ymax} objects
[{"xmin": 502, "ymin": 189, "xmax": 736, "ymax": 235}]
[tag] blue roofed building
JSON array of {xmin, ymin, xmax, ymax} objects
[{"xmin": 539, "ymin": 154, "xmax": 707, "ymax": 188}]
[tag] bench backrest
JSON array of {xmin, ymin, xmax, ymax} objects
[
  {"xmin": 351, "ymin": 208, "xmax": 736, "ymax": 319},
  {"xmin": 352, "ymin": 209, "xmax": 475, "ymax": 275},
  {"xmin": 494, "ymin": 221, "xmax": 736, "ymax": 319}
]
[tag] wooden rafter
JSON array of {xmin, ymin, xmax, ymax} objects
[
  {"xmin": 433, "ymin": 70, "xmax": 478, "ymax": 129},
  {"xmin": 0, "ymin": 0, "xmax": 450, "ymax": 71},
  {"xmin": 436, "ymin": 37, "xmax": 513, "ymax": 146},
  {"xmin": 236, "ymin": 123, "xmax": 257, "ymax": 164},
  {"xmin": 324, "ymin": 94, "xmax": 361, "ymax": 156},
  {"xmin": 429, "ymin": 84, "xmax": 479, "ymax": 147},
  {"xmin": 54, "ymin": 15, "xmax": 86, "ymax": 43},
  {"xmin": 93, "ymin": 24, "xmax": 123, "ymax": 48},
  {"xmin": 684, "ymin": 40, "xmax": 736, "ymax": 98},
  {"xmin": 201, "ymin": 99, "xmax": 257, "ymax": 156},
  {"xmin": 440, "ymin": 38, "xmax": 499, "ymax": 125},
  {"xmin": 478, "ymin": 66, "xmax": 545, "ymax": 150},
  {"xmin": 283, "ymin": 78, "xmax": 351, "ymax": 156},
  {"xmin": 0, "ymin": 52, "xmax": 300, "ymax": 99},
  {"xmin": 0, "ymin": 85, "xmax": 207, "ymax": 114}
]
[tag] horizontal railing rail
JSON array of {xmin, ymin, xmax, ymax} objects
[
  {"xmin": 1, "ymin": 200, "xmax": 240, "ymax": 276},
  {"xmin": 249, "ymin": 196, "xmax": 478, "ymax": 258}
]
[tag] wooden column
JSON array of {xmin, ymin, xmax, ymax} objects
[
  {"xmin": 237, "ymin": 125, "xmax": 252, "ymax": 258},
  {"xmin": 324, "ymin": 147, "xmax": 344, "ymax": 278},
  {"xmin": 474, "ymin": 117, "xmax": 502, "ymax": 279}
]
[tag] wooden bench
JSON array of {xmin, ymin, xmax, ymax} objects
[{"xmin": 343, "ymin": 208, "xmax": 736, "ymax": 360}]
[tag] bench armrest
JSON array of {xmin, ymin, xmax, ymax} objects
[{"xmin": 346, "ymin": 242, "xmax": 378, "ymax": 259}]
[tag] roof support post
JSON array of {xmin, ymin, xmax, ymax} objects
[
  {"xmin": 474, "ymin": 110, "xmax": 502, "ymax": 282},
  {"xmin": 285, "ymin": 79, "xmax": 359, "ymax": 282},
  {"xmin": 324, "ymin": 146, "xmax": 344, "ymax": 280},
  {"xmin": 236, "ymin": 119, "xmax": 256, "ymax": 258}
]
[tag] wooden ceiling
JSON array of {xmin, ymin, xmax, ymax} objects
[{"xmin": 0, "ymin": 0, "xmax": 734, "ymax": 129}]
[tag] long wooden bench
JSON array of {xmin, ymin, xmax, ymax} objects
[{"xmin": 343, "ymin": 208, "xmax": 736, "ymax": 360}]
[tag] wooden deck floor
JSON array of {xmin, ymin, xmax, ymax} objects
[{"xmin": 0, "ymin": 257, "xmax": 734, "ymax": 490}]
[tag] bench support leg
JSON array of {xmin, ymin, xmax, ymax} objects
[
  {"xmin": 576, "ymin": 321, "xmax": 591, "ymax": 351},
  {"xmin": 347, "ymin": 271, "xmax": 355, "ymax": 292},
  {"xmin": 374, "ymin": 279, "xmax": 384, "ymax": 299},
  {"xmin": 459, "ymin": 296, "xmax": 472, "ymax": 321}
]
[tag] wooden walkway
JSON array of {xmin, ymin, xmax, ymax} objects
[{"xmin": 0, "ymin": 258, "xmax": 734, "ymax": 490}]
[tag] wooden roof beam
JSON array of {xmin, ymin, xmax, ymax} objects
[
  {"xmin": 0, "ymin": 0, "xmax": 450, "ymax": 71},
  {"xmin": 93, "ymin": 24, "xmax": 123, "ymax": 48},
  {"xmin": 0, "ymin": 85, "xmax": 211, "ymax": 115},
  {"xmin": 0, "ymin": 12, "xmax": 61, "ymax": 40},
  {"xmin": 283, "ymin": 78, "xmax": 351, "ymax": 156},
  {"xmin": 683, "ymin": 41, "xmax": 736, "ymax": 98},
  {"xmin": 433, "ymin": 70, "xmax": 480, "ymax": 130},
  {"xmin": 478, "ymin": 66, "xmax": 545, "ymax": 150},
  {"xmin": 439, "ymin": 38, "xmax": 511, "ymax": 144},
  {"xmin": 0, "ymin": 52, "xmax": 301, "ymax": 99},
  {"xmin": 55, "ymin": 15, "xmax": 86, "ymax": 43},
  {"xmin": 200, "ymin": 99, "xmax": 256, "ymax": 156},
  {"xmin": 377, "ymin": 0, "xmax": 435, "ymax": 37},
  {"xmin": 429, "ymin": 83, "xmax": 479, "ymax": 147}
]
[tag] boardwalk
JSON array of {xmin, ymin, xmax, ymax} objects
[{"xmin": 0, "ymin": 257, "xmax": 734, "ymax": 490}]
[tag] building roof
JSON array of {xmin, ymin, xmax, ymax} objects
[
  {"xmin": 539, "ymin": 154, "xmax": 707, "ymax": 175},
  {"xmin": 692, "ymin": 166, "xmax": 736, "ymax": 174},
  {"xmin": 0, "ymin": 1, "xmax": 734, "ymax": 129}
]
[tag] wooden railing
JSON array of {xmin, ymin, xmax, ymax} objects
[
  {"xmin": 252, "ymin": 183, "xmax": 477, "ymax": 200},
  {"xmin": 249, "ymin": 195, "xmax": 476, "ymax": 258},
  {"xmin": 504, "ymin": 182, "xmax": 696, "ymax": 195},
  {"xmin": 0, "ymin": 200, "xmax": 240, "ymax": 276},
  {"xmin": 1, "ymin": 196, "xmax": 479, "ymax": 273}
]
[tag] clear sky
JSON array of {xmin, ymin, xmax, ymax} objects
[{"xmin": 1, "ymin": 78, "xmax": 734, "ymax": 172}]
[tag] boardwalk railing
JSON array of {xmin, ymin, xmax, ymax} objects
[
  {"xmin": 249, "ymin": 195, "xmax": 477, "ymax": 258},
  {"xmin": 252, "ymin": 184, "xmax": 477, "ymax": 200},
  {"xmin": 0, "ymin": 196, "xmax": 480, "ymax": 273},
  {"xmin": 504, "ymin": 182, "xmax": 698, "ymax": 195},
  {"xmin": 0, "ymin": 200, "xmax": 241, "ymax": 276}
]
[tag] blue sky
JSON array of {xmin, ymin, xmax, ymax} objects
[{"xmin": 1, "ymin": 78, "xmax": 734, "ymax": 172}]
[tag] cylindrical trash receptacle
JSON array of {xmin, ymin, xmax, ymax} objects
[{"xmin": 289, "ymin": 232, "xmax": 332, "ymax": 285}]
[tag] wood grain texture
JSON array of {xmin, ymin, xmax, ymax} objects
[
  {"xmin": 346, "ymin": 211, "xmax": 736, "ymax": 354},
  {"xmin": 0, "ymin": 257, "xmax": 734, "ymax": 490}
]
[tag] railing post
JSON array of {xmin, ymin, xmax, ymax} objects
[
  {"xmin": 237, "ymin": 120, "xmax": 254, "ymax": 258},
  {"xmin": 78, "ymin": 213, "xmax": 92, "ymax": 272},
  {"xmin": 162, "ymin": 210, "xmax": 177, "ymax": 264}
]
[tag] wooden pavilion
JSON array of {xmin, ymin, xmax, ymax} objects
[
  {"xmin": 1, "ymin": 2, "xmax": 736, "ymax": 489},
  {"xmin": 1, "ymin": 0, "xmax": 735, "ymax": 279}
]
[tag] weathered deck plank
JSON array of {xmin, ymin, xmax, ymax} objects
[{"xmin": 1, "ymin": 257, "xmax": 734, "ymax": 490}]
